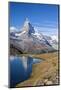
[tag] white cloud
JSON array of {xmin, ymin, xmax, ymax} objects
[{"xmin": 10, "ymin": 26, "xmax": 18, "ymax": 32}]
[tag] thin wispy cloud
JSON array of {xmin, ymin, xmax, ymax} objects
[
  {"xmin": 34, "ymin": 26, "xmax": 58, "ymax": 36},
  {"xmin": 33, "ymin": 22, "xmax": 58, "ymax": 29}
]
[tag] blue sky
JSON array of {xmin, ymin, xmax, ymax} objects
[{"xmin": 9, "ymin": 2, "xmax": 59, "ymax": 37}]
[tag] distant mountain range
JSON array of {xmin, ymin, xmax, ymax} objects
[{"xmin": 10, "ymin": 18, "xmax": 58, "ymax": 54}]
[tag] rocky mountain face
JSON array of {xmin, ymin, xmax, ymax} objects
[{"xmin": 10, "ymin": 18, "xmax": 58, "ymax": 54}]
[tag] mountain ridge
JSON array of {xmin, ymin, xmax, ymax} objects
[{"xmin": 10, "ymin": 18, "xmax": 58, "ymax": 54}]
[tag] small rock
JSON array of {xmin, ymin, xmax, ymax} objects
[
  {"xmin": 44, "ymin": 79, "xmax": 48, "ymax": 83},
  {"xmin": 37, "ymin": 81, "xmax": 44, "ymax": 85},
  {"xmin": 56, "ymin": 76, "xmax": 59, "ymax": 79},
  {"xmin": 46, "ymin": 81, "xmax": 53, "ymax": 85},
  {"xmin": 53, "ymin": 79, "xmax": 59, "ymax": 84}
]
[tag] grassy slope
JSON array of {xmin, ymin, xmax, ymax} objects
[{"xmin": 16, "ymin": 52, "xmax": 59, "ymax": 87}]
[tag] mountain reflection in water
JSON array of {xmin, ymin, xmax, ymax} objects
[{"xmin": 10, "ymin": 56, "xmax": 42, "ymax": 88}]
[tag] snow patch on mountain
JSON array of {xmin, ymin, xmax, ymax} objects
[{"xmin": 51, "ymin": 35, "xmax": 58, "ymax": 42}]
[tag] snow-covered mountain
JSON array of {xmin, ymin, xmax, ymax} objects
[
  {"xmin": 10, "ymin": 18, "xmax": 58, "ymax": 53},
  {"xmin": 44, "ymin": 35, "xmax": 58, "ymax": 50}
]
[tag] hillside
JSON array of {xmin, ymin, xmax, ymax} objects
[{"xmin": 16, "ymin": 52, "xmax": 59, "ymax": 87}]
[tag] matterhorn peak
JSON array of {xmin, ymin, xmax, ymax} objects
[
  {"xmin": 25, "ymin": 17, "xmax": 29, "ymax": 23},
  {"xmin": 23, "ymin": 17, "xmax": 30, "ymax": 27},
  {"xmin": 22, "ymin": 18, "xmax": 35, "ymax": 34}
]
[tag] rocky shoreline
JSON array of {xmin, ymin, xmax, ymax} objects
[{"xmin": 36, "ymin": 70, "xmax": 59, "ymax": 86}]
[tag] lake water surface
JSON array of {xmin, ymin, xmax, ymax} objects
[{"xmin": 10, "ymin": 55, "xmax": 43, "ymax": 87}]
